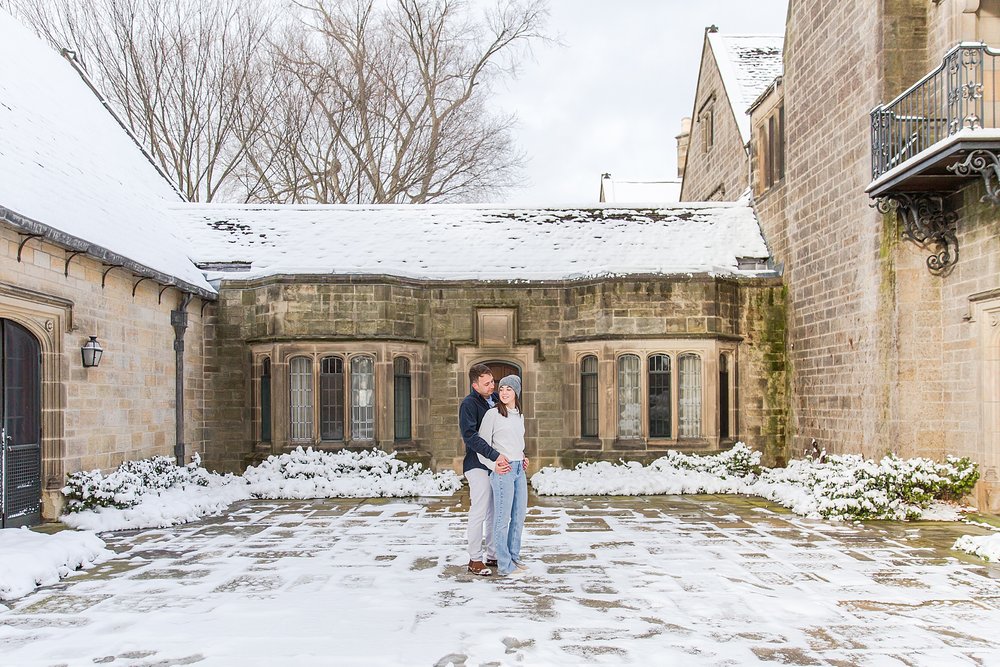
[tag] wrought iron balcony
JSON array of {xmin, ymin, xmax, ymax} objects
[{"xmin": 867, "ymin": 42, "xmax": 1000, "ymax": 273}]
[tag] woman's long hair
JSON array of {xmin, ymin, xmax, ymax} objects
[{"xmin": 497, "ymin": 392, "xmax": 522, "ymax": 418}]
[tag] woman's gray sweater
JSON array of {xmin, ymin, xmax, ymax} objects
[{"xmin": 476, "ymin": 407, "xmax": 525, "ymax": 472}]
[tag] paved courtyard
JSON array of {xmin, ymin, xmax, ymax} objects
[{"xmin": 1, "ymin": 492, "xmax": 999, "ymax": 666}]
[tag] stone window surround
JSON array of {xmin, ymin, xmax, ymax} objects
[
  {"xmin": 753, "ymin": 103, "xmax": 785, "ymax": 194},
  {"xmin": 566, "ymin": 339, "xmax": 738, "ymax": 450},
  {"xmin": 250, "ymin": 341, "xmax": 426, "ymax": 451}
]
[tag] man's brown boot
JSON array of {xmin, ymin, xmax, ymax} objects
[{"xmin": 468, "ymin": 560, "xmax": 493, "ymax": 576}]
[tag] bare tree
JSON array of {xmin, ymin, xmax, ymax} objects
[
  {"xmin": 4, "ymin": 0, "xmax": 549, "ymax": 204},
  {"xmin": 4, "ymin": 0, "xmax": 277, "ymax": 202},
  {"xmin": 243, "ymin": 0, "xmax": 549, "ymax": 203}
]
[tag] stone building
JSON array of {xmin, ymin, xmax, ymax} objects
[
  {"xmin": 174, "ymin": 204, "xmax": 785, "ymax": 475},
  {"xmin": 680, "ymin": 29, "xmax": 784, "ymax": 203},
  {"xmin": 682, "ymin": 1, "xmax": 1000, "ymax": 510},
  {"xmin": 0, "ymin": 11, "xmax": 214, "ymax": 526},
  {"xmin": 0, "ymin": 8, "xmax": 790, "ymax": 524}
]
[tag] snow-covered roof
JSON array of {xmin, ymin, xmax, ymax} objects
[
  {"xmin": 171, "ymin": 202, "xmax": 771, "ymax": 282},
  {"xmin": 600, "ymin": 177, "xmax": 681, "ymax": 204},
  {"xmin": 0, "ymin": 10, "xmax": 214, "ymax": 297},
  {"xmin": 707, "ymin": 34, "xmax": 784, "ymax": 143}
]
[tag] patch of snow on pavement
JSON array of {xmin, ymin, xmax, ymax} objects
[
  {"xmin": 954, "ymin": 524, "xmax": 1000, "ymax": 562},
  {"xmin": 2, "ymin": 498, "xmax": 999, "ymax": 665},
  {"xmin": 0, "ymin": 528, "xmax": 111, "ymax": 600},
  {"xmin": 61, "ymin": 478, "xmax": 252, "ymax": 532}
]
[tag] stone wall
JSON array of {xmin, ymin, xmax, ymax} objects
[
  {"xmin": 0, "ymin": 224, "xmax": 209, "ymax": 518},
  {"xmin": 755, "ymin": 0, "xmax": 1000, "ymax": 508},
  {"xmin": 680, "ymin": 34, "xmax": 750, "ymax": 203},
  {"xmin": 760, "ymin": 0, "xmax": 889, "ymax": 460},
  {"xmin": 204, "ymin": 275, "xmax": 786, "ymax": 474}
]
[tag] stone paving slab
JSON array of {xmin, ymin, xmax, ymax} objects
[{"xmin": 1, "ymin": 493, "xmax": 999, "ymax": 666}]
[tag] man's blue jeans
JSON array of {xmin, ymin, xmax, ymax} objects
[{"xmin": 490, "ymin": 459, "xmax": 527, "ymax": 575}]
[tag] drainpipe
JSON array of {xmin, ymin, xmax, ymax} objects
[{"xmin": 172, "ymin": 294, "xmax": 193, "ymax": 465}]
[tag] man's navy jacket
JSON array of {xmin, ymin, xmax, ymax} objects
[{"xmin": 459, "ymin": 390, "xmax": 501, "ymax": 473}]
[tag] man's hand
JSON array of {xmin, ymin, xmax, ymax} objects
[{"xmin": 496, "ymin": 454, "xmax": 511, "ymax": 474}]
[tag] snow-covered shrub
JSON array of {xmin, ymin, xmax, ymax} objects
[
  {"xmin": 62, "ymin": 454, "xmax": 211, "ymax": 513},
  {"xmin": 754, "ymin": 453, "xmax": 980, "ymax": 521},
  {"xmin": 531, "ymin": 444, "xmax": 978, "ymax": 522},
  {"xmin": 531, "ymin": 443, "xmax": 760, "ymax": 496},
  {"xmin": 651, "ymin": 442, "xmax": 761, "ymax": 478},
  {"xmin": 243, "ymin": 446, "xmax": 462, "ymax": 498},
  {"xmin": 932, "ymin": 456, "xmax": 980, "ymax": 501}
]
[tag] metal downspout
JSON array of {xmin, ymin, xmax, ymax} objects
[{"xmin": 172, "ymin": 294, "xmax": 193, "ymax": 465}]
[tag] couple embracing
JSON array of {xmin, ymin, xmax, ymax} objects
[{"xmin": 459, "ymin": 363, "xmax": 529, "ymax": 577}]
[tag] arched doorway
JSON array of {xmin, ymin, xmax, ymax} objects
[
  {"xmin": 1, "ymin": 319, "xmax": 41, "ymax": 528},
  {"xmin": 484, "ymin": 361, "xmax": 520, "ymax": 383}
]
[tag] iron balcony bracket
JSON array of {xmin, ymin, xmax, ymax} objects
[
  {"xmin": 947, "ymin": 149, "xmax": 1000, "ymax": 205},
  {"xmin": 876, "ymin": 193, "xmax": 959, "ymax": 274}
]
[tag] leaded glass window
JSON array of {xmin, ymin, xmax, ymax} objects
[
  {"xmin": 320, "ymin": 356, "xmax": 345, "ymax": 440},
  {"xmin": 679, "ymin": 353, "xmax": 702, "ymax": 438},
  {"xmin": 394, "ymin": 357, "xmax": 411, "ymax": 441},
  {"xmin": 580, "ymin": 355, "xmax": 598, "ymax": 438},
  {"xmin": 289, "ymin": 357, "xmax": 313, "ymax": 440},
  {"xmin": 617, "ymin": 354, "xmax": 641, "ymax": 438},
  {"xmin": 648, "ymin": 354, "xmax": 671, "ymax": 438},
  {"xmin": 261, "ymin": 357, "xmax": 271, "ymax": 442},
  {"xmin": 719, "ymin": 354, "xmax": 730, "ymax": 440},
  {"xmin": 351, "ymin": 355, "xmax": 375, "ymax": 440}
]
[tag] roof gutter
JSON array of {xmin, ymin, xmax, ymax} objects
[{"xmin": 0, "ymin": 205, "xmax": 216, "ymax": 300}]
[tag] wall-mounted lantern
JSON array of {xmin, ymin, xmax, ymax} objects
[{"xmin": 81, "ymin": 336, "xmax": 103, "ymax": 368}]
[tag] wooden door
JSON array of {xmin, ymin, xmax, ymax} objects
[
  {"xmin": 1, "ymin": 319, "xmax": 42, "ymax": 528},
  {"xmin": 485, "ymin": 361, "xmax": 520, "ymax": 384}
]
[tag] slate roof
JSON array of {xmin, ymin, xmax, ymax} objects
[
  {"xmin": 171, "ymin": 201, "xmax": 771, "ymax": 282},
  {"xmin": 0, "ymin": 9, "xmax": 214, "ymax": 296},
  {"xmin": 707, "ymin": 34, "xmax": 784, "ymax": 143}
]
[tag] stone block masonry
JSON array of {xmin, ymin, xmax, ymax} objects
[{"xmin": 203, "ymin": 275, "xmax": 787, "ymax": 474}]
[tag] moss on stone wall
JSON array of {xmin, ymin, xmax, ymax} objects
[
  {"xmin": 742, "ymin": 284, "xmax": 789, "ymax": 466},
  {"xmin": 876, "ymin": 208, "xmax": 898, "ymax": 444}
]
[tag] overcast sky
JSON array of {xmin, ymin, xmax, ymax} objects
[{"xmin": 488, "ymin": 0, "xmax": 789, "ymax": 205}]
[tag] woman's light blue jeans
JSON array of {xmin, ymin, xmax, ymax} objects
[{"xmin": 491, "ymin": 459, "xmax": 527, "ymax": 575}]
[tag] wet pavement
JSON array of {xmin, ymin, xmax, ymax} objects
[{"xmin": 1, "ymin": 493, "xmax": 999, "ymax": 666}]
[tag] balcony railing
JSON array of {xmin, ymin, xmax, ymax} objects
[{"xmin": 871, "ymin": 42, "xmax": 1000, "ymax": 180}]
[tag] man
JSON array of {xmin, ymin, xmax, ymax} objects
[{"xmin": 460, "ymin": 363, "xmax": 510, "ymax": 576}]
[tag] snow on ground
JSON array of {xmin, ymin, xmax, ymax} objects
[
  {"xmin": 61, "ymin": 478, "xmax": 252, "ymax": 533},
  {"xmin": 920, "ymin": 501, "xmax": 973, "ymax": 522},
  {"xmin": 2, "ymin": 496, "xmax": 999, "ymax": 665},
  {"xmin": 954, "ymin": 518, "xmax": 1000, "ymax": 562},
  {"xmin": 954, "ymin": 533, "xmax": 1000, "ymax": 561},
  {"xmin": 0, "ymin": 528, "xmax": 111, "ymax": 600},
  {"xmin": 61, "ymin": 448, "xmax": 461, "ymax": 533}
]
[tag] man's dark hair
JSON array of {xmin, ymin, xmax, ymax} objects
[{"xmin": 469, "ymin": 363, "xmax": 493, "ymax": 385}]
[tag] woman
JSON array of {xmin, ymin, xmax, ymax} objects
[{"xmin": 478, "ymin": 374, "xmax": 529, "ymax": 577}]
